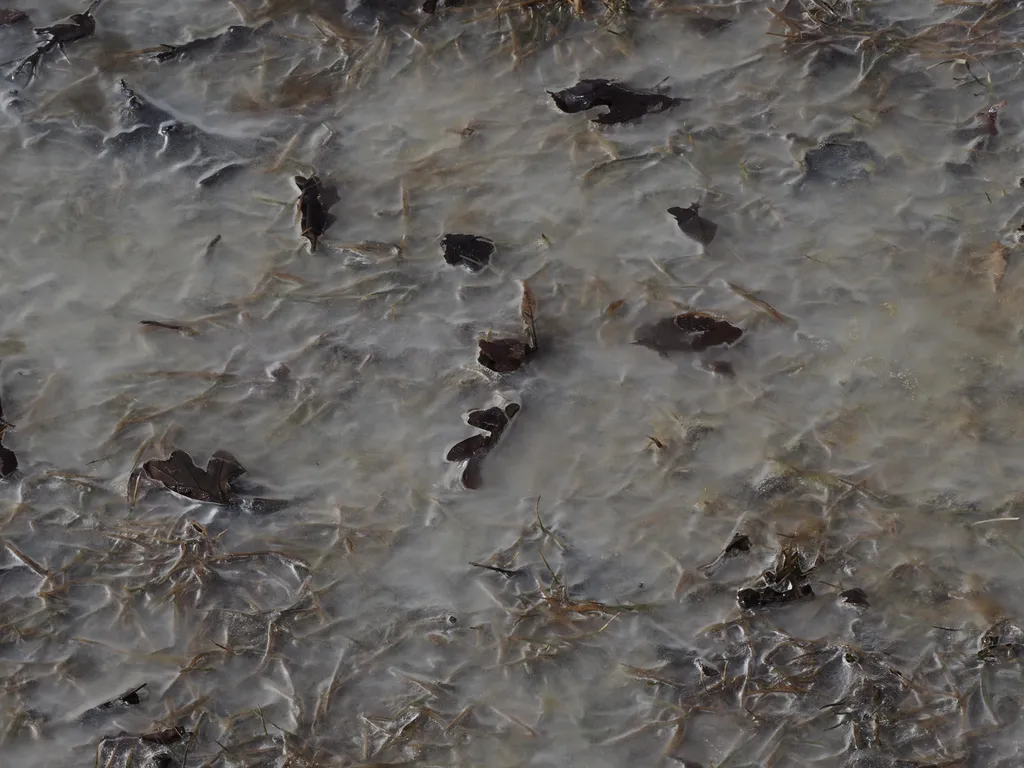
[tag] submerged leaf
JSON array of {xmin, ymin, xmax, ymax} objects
[
  {"xmin": 724, "ymin": 533, "xmax": 752, "ymax": 556},
  {"xmin": 143, "ymin": 449, "xmax": 246, "ymax": 504},
  {"xmin": 548, "ymin": 79, "xmax": 684, "ymax": 125},
  {"xmin": 0, "ymin": 9, "xmax": 28, "ymax": 26},
  {"xmin": 478, "ymin": 337, "xmax": 534, "ymax": 373},
  {"xmin": 682, "ymin": 15, "xmax": 732, "ymax": 34},
  {"xmin": 92, "ymin": 684, "xmax": 148, "ymax": 714},
  {"xmin": 295, "ymin": 175, "xmax": 331, "ymax": 252},
  {"xmin": 840, "ymin": 587, "xmax": 869, "ymax": 607},
  {"xmin": 446, "ymin": 401, "xmax": 520, "ymax": 490},
  {"xmin": 0, "ymin": 443, "xmax": 16, "ymax": 477},
  {"xmin": 802, "ymin": 136, "xmax": 881, "ymax": 185},
  {"xmin": 446, "ymin": 434, "xmax": 492, "ymax": 462},
  {"xmin": 737, "ymin": 547, "xmax": 814, "ymax": 610},
  {"xmin": 467, "ymin": 406, "xmax": 511, "ymax": 433},
  {"xmin": 441, "ymin": 234, "xmax": 494, "ymax": 272},
  {"xmin": 634, "ymin": 312, "xmax": 743, "ymax": 355},
  {"xmin": 461, "ymin": 456, "xmax": 484, "ymax": 490},
  {"xmin": 668, "ymin": 204, "xmax": 717, "ymax": 246}
]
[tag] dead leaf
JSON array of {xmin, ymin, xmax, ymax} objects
[{"xmin": 142, "ymin": 449, "xmax": 245, "ymax": 504}]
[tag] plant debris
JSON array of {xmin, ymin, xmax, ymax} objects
[
  {"xmin": 145, "ymin": 22, "xmax": 271, "ymax": 62},
  {"xmin": 139, "ymin": 319, "xmax": 199, "ymax": 337},
  {"xmin": 800, "ymin": 135, "xmax": 881, "ymax": 185},
  {"xmin": 736, "ymin": 547, "xmax": 815, "ymax": 610},
  {"xmin": 633, "ymin": 312, "xmax": 743, "ymax": 356},
  {"xmin": 295, "ymin": 175, "xmax": 330, "ymax": 252},
  {"xmin": 840, "ymin": 587, "xmax": 869, "ymax": 607},
  {"xmin": 141, "ymin": 450, "xmax": 246, "ymax": 505},
  {"xmin": 469, "ymin": 560, "xmax": 520, "ymax": 577},
  {"xmin": 978, "ymin": 619, "xmax": 1024, "ymax": 662},
  {"xmin": 0, "ymin": 393, "xmax": 16, "ymax": 478},
  {"xmin": 478, "ymin": 282, "xmax": 538, "ymax": 373},
  {"xmin": 446, "ymin": 403, "xmax": 520, "ymax": 489},
  {"xmin": 548, "ymin": 79, "xmax": 684, "ymax": 125},
  {"xmin": 421, "ymin": 0, "xmax": 463, "ymax": 13},
  {"xmin": 6, "ymin": 0, "xmax": 99, "ymax": 83},
  {"xmin": 667, "ymin": 203, "xmax": 717, "ymax": 246},
  {"xmin": 441, "ymin": 234, "xmax": 494, "ymax": 272},
  {"xmin": 97, "ymin": 725, "xmax": 189, "ymax": 768},
  {"xmin": 700, "ymin": 532, "xmax": 752, "ymax": 572},
  {"xmin": 682, "ymin": 15, "xmax": 732, "ymax": 35},
  {"xmin": 0, "ymin": 8, "xmax": 27, "ymax": 26},
  {"xmin": 88, "ymin": 683, "xmax": 148, "ymax": 715}
]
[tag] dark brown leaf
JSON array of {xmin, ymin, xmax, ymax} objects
[
  {"xmin": 139, "ymin": 319, "xmax": 199, "ymax": 336},
  {"xmin": 840, "ymin": 588, "xmax": 869, "ymax": 607},
  {"xmin": 724, "ymin": 533, "xmax": 752, "ymax": 556},
  {"xmin": 738, "ymin": 583, "xmax": 814, "ymax": 609},
  {"xmin": 94, "ymin": 684, "xmax": 147, "ymax": 712},
  {"xmin": 682, "ymin": 15, "xmax": 732, "ymax": 34},
  {"xmin": 143, "ymin": 449, "xmax": 246, "ymax": 504},
  {"xmin": 467, "ymin": 406, "xmax": 510, "ymax": 433},
  {"xmin": 0, "ymin": 443, "xmax": 16, "ymax": 478},
  {"xmin": 548, "ymin": 79, "xmax": 685, "ymax": 125},
  {"xmin": 667, "ymin": 204, "xmax": 717, "ymax": 246},
  {"xmin": 634, "ymin": 312, "xmax": 743, "ymax": 355},
  {"xmin": 801, "ymin": 137, "xmax": 881, "ymax": 185},
  {"xmin": 736, "ymin": 547, "xmax": 814, "ymax": 610},
  {"xmin": 478, "ymin": 338, "xmax": 532, "ymax": 373},
  {"xmin": 441, "ymin": 234, "xmax": 494, "ymax": 272},
  {"xmin": 447, "ymin": 401, "xmax": 520, "ymax": 490},
  {"xmin": 461, "ymin": 456, "xmax": 484, "ymax": 489},
  {"xmin": 206, "ymin": 450, "xmax": 245, "ymax": 490},
  {"xmin": 294, "ymin": 175, "xmax": 330, "ymax": 252},
  {"xmin": 446, "ymin": 434, "xmax": 492, "ymax": 462}
]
